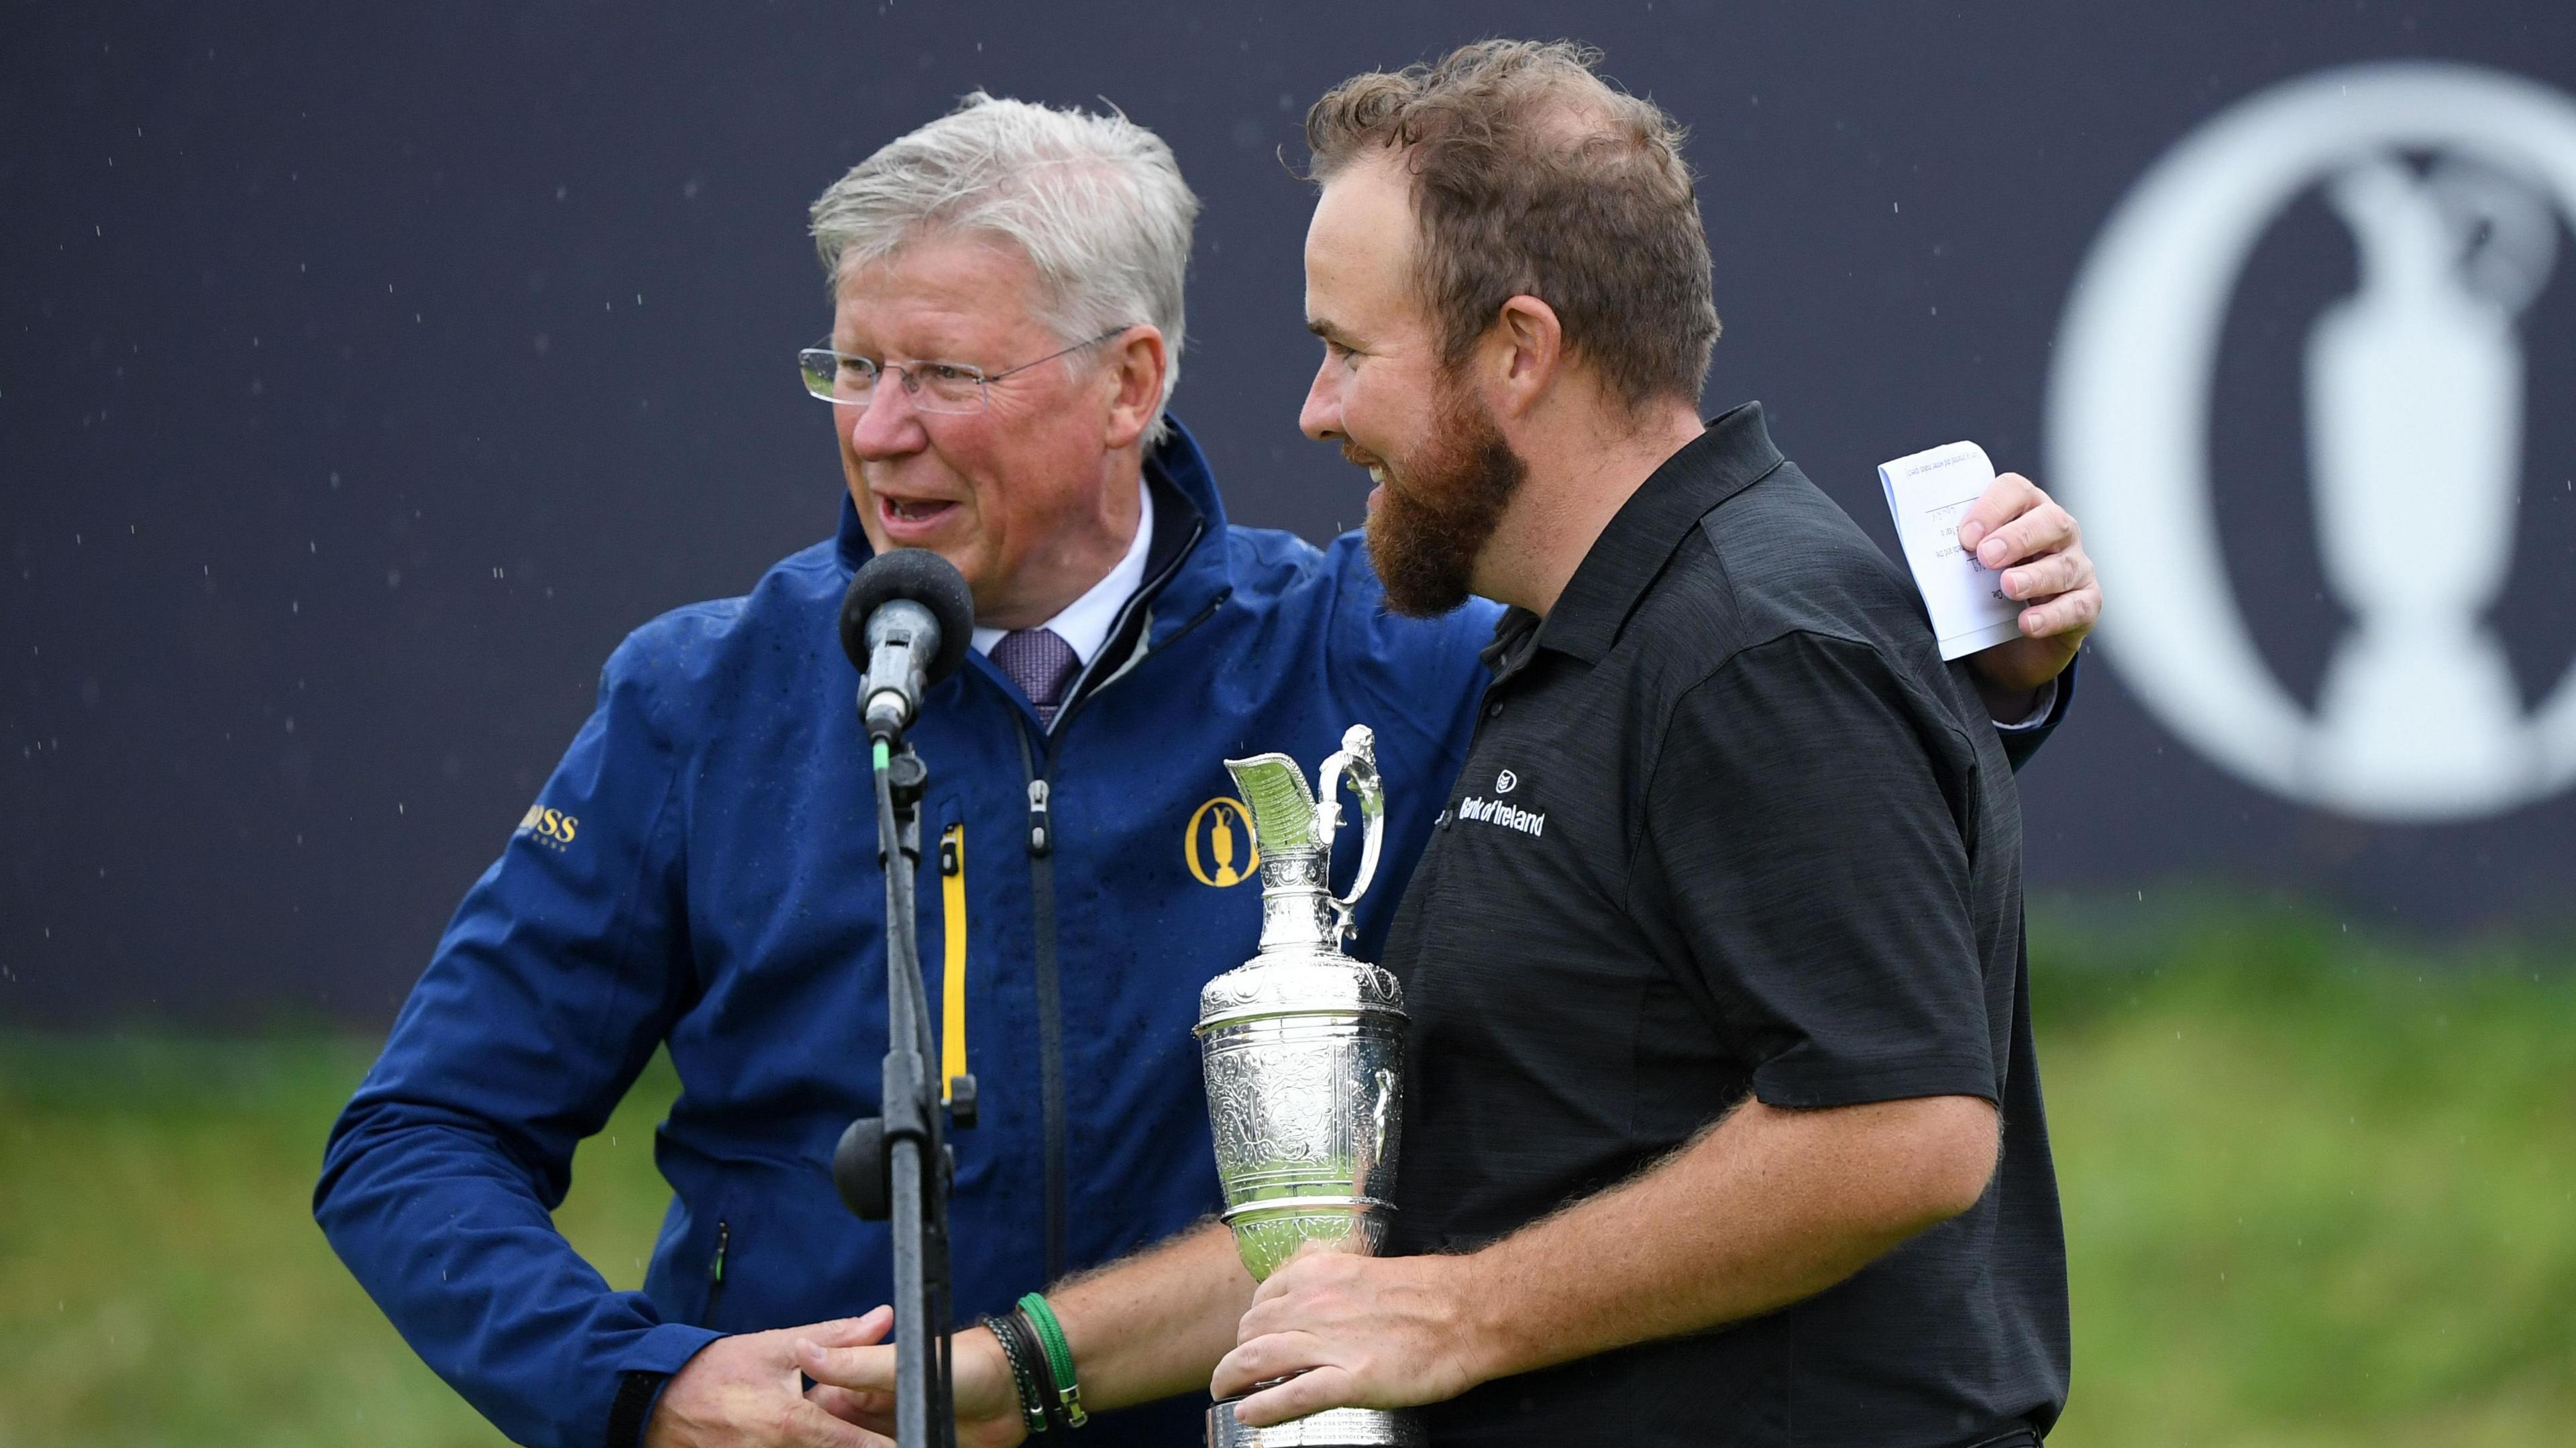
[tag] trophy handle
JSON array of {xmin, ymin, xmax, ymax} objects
[{"xmin": 1317, "ymin": 724, "xmax": 1385, "ymax": 924}]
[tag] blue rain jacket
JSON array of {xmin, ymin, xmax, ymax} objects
[{"xmin": 315, "ymin": 421, "xmax": 1500, "ymax": 1447}]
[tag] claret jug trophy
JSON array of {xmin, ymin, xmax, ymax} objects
[{"xmin": 1197, "ymin": 725, "xmax": 1421, "ymax": 1448}]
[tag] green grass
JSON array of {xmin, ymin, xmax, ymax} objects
[
  {"xmin": 2, "ymin": 899, "xmax": 2571, "ymax": 1446},
  {"xmin": 0, "ymin": 1040, "xmax": 678, "ymax": 1448},
  {"xmin": 2031, "ymin": 901, "xmax": 2576, "ymax": 1445}
]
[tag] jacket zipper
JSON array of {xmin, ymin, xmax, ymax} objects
[
  {"xmin": 1016, "ymin": 724, "xmax": 1068, "ymax": 1283},
  {"xmin": 702, "ymin": 1219, "xmax": 730, "ymax": 1326},
  {"xmin": 1010, "ymin": 516, "xmax": 1226, "ymax": 1282},
  {"xmin": 1020, "ymin": 579, "xmax": 1226, "ymax": 854},
  {"xmin": 1024, "ymin": 779, "xmax": 1052, "ymax": 856}
]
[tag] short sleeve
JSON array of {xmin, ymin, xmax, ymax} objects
[{"xmin": 1633, "ymin": 632, "xmax": 1998, "ymax": 1109}]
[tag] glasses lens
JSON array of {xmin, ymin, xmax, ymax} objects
[
  {"xmin": 796, "ymin": 349, "xmax": 837, "ymax": 400},
  {"xmin": 800, "ymin": 349, "xmax": 875, "ymax": 404},
  {"xmin": 908, "ymin": 362, "xmax": 987, "ymax": 414}
]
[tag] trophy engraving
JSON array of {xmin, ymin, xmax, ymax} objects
[{"xmin": 1198, "ymin": 725, "xmax": 1421, "ymax": 1448}]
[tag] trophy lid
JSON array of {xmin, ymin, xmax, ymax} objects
[
  {"xmin": 1220, "ymin": 726, "xmax": 1387, "ymax": 964},
  {"xmin": 1224, "ymin": 752, "xmax": 1326, "ymax": 858}
]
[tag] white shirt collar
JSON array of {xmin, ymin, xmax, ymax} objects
[{"xmin": 970, "ymin": 476, "xmax": 1154, "ymax": 667}]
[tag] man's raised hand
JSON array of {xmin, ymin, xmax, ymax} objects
[
  {"xmin": 643, "ymin": 1308, "xmax": 895, "ymax": 1448},
  {"xmin": 1956, "ymin": 471, "xmax": 2101, "ymax": 702}
]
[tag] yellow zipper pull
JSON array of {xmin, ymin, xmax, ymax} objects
[{"xmin": 940, "ymin": 823, "xmax": 969, "ymax": 1111}]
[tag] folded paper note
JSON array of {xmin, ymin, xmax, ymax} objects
[{"xmin": 1878, "ymin": 441, "xmax": 2025, "ymax": 661}]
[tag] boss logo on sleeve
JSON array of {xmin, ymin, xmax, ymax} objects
[{"xmin": 514, "ymin": 803, "xmax": 580, "ymax": 852}]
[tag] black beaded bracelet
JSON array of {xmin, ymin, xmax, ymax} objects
[{"xmin": 981, "ymin": 1314, "xmax": 1051, "ymax": 1435}]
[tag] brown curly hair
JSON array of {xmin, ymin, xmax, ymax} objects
[{"xmin": 1305, "ymin": 39, "xmax": 1721, "ymax": 410}]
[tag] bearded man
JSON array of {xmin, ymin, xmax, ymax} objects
[{"xmin": 805, "ymin": 40, "xmax": 2082, "ymax": 1448}]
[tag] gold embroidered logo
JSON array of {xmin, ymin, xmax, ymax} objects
[
  {"xmin": 1184, "ymin": 797, "xmax": 1259, "ymax": 887},
  {"xmin": 514, "ymin": 803, "xmax": 580, "ymax": 852}
]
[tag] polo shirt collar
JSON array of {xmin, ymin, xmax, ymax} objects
[{"xmin": 1523, "ymin": 400, "xmax": 1784, "ymax": 665}]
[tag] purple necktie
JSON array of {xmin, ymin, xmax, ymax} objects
[{"xmin": 991, "ymin": 626, "xmax": 1081, "ymax": 729}]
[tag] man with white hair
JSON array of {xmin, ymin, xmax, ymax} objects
[{"xmin": 318, "ymin": 88, "xmax": 2095, "ymax": 1448}]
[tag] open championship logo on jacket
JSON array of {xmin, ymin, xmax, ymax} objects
[
  {"xmin": 2051, "ymin": 62, "xmax": 2576, "ymax": 822},
  {"xmin": 1186, "ymin": 796, "xmax": 1258, "ymax": 887}
]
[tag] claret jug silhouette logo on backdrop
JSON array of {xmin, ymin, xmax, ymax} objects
[{"xmin": 2052, "ymin": 62, "xmax": 2576, "ymax": 822}]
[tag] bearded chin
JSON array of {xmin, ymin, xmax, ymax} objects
[{"xmin": 1365, "ymin": 387, "xmax": 1527, "ymax": 618}]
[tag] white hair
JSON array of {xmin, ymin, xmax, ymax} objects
[{"xmin": 810, "ymin": 92, "xmax": 1199, "ymax": 447}]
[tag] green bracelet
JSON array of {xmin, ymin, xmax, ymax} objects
[
  {"xmin": 1016, "ymin": 1293, "xmax": 1088, "ymax": 1428},
  {"xmin": 981, "ymin": 1314, "xmax": 1050, "ymax": 1435}
]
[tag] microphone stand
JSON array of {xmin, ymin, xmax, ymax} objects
[{"xmin": 836, "ymin": 727, "xmax": 963, "ymax": 1448}]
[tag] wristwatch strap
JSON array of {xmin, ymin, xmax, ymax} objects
[{"xmin": 606, "ymin": 1370, "xmax": 667, "ymax": 1448}]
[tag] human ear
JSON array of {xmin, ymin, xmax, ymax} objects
[
  {"xmin": 1102, "ymin": 327, "xmax": 1169, "ymax": 450},
  {"xmin": 1489, "ymin": 295, "xmax": 1562, "ymax": 416}
]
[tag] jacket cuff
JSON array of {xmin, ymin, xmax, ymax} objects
[
  {"xmin": 604, "ymin": 1323, "xmax": 722, "ymax": 1445},
  {"xmin": 619, "ymin": 1320, "xmax": 725, "ymax": 1376}
]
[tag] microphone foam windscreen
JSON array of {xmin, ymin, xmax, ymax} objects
[{"xmin": 839, "ymin": 549, "xmax": 976, "ymax": 683}]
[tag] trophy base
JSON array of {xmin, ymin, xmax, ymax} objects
[{"xmin": 1207, "ymin": 1398, "xmax": 1422, "ymax": 1447}]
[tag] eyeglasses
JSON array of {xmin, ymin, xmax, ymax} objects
[{"xmin": 797, "ymin": 326, "xmax": 1134, "ymax": 414}]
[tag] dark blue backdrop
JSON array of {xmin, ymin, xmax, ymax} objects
[{"xmin": 7, "ymin": 1, "xmax": 2573, "ymax": 1025}]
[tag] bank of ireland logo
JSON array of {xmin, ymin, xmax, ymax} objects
[
  {"xmin": 1495, "ymin": 769, "xmax": 1518, "ymax": 793},
  {"xmin": 2051, "ymin": 62, "xmax": 2576, "ymax": 822},
  {"xmin": 1185, "ymin": 796, "xmax": 1260, "ymax": 887}
]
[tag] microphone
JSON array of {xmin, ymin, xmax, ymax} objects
[{"xmin": 840, "ymin": 549, "xmax": 975, "ymax": 740}]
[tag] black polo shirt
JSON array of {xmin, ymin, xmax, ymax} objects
[{"xmin": 1380, "ymin": 404, "xmax": 2068, "ymax": 1447}]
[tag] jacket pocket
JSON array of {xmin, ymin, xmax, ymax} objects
[{"xmin": 700, "ymin": 1217, "xmax": 732, "ymax": 1328}]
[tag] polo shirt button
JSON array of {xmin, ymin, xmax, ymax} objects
[{"xmin": 1485, "ymin": 700, "xmax": 1505, "ymax": 718}]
